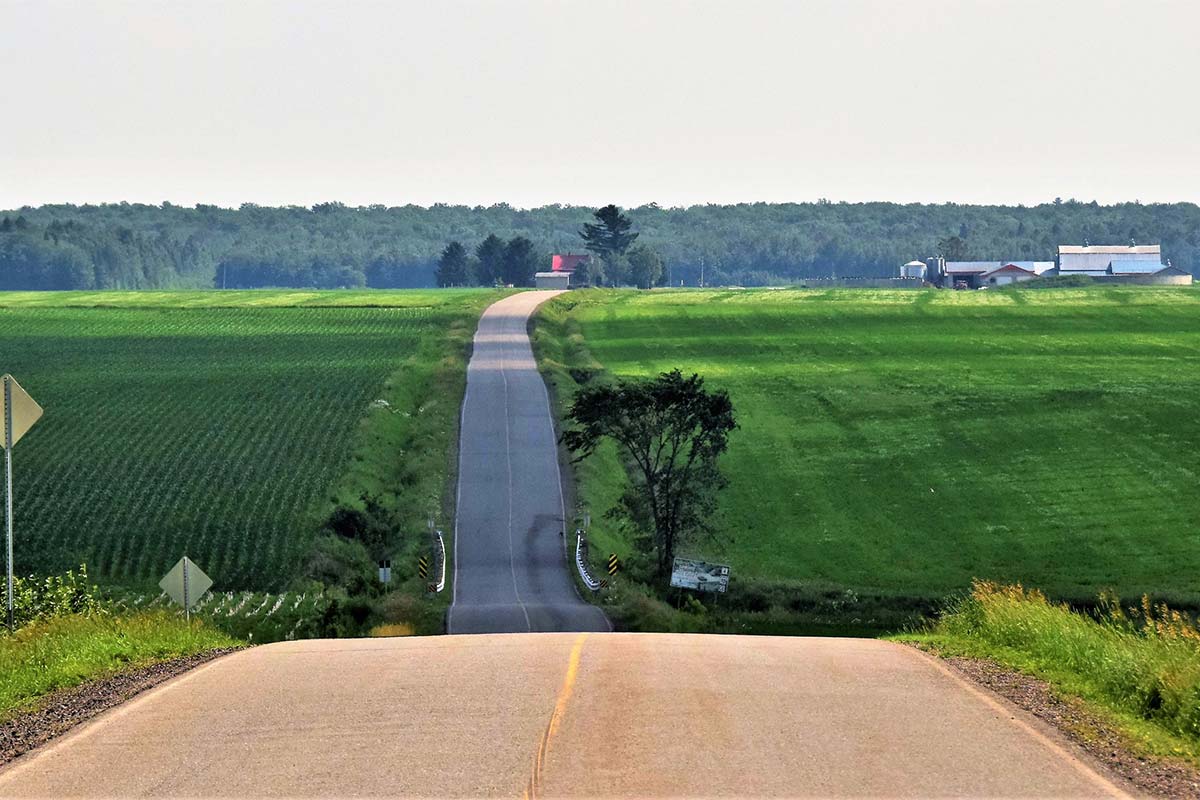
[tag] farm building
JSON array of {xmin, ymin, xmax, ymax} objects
[
  {"xmin": 534, "ymin": 271, "xmax": 571, "ymax": 290},
  {"xmin": 944, "ymin": 261, "xmax": 1053, "ymax": 288},
  {"xmin": 900, "ymin": 260, "xmax": 927, "ymax": 279},
  {"xmin": 983, "ymin": 263, "xmax": 1039, "ymax": 286},
  {"xmin": 1059, "ymin": 244, "xmax": 1161, "ymax": 275},
  {"xmin": 550, "ymin": 253, "xmax": 591, "ymax": 274},
  {"xmin": 1056, "ymin": 244, "xmax": 1192, "ymax": 284}
]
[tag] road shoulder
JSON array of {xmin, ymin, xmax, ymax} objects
[
  {"xmin": 0, "ymin": 647, "xmax": 240, "ymax": 768},
  {"xmin": 908, "ymin": 643, "xmax": 1199, "ymax": 798}
]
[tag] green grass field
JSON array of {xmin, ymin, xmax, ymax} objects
[
  {"xmin": 540, "ymin": 287, "xmax": 1200, "ymax": 614},
  {"xmin": 0, "ymin": 290, "xmax": 500, "ymax": 592}
]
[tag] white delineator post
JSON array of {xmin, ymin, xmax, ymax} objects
[
  {"xmin": 5, "ymin": 377, "xmax": 13, "ymax": 631},
  {"xmin": 183, "ymin": 555, "xmax": 191, "ymax": 623}
]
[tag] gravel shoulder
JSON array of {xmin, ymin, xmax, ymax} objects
[
  {"xmin": 0, "ymin": 647, "xmax": 241, "ymax": 766},
  {"xmin": 913, "ymin": 644, "xmax": 1200, "ymax": 799}
]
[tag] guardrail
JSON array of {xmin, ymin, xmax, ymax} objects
[
  {"xmin": 434, "ymin": 530, "xmax": 447, "ymax": 593},
  {"xmin": 575, "ymin": 533, "xmax": 602, "ymax": 592}
]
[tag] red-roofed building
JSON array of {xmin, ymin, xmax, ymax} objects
[
  {"xmin": 551, "ymin": 253, "xmax": 591, "ymax": 273},
  {"xmin": 982, "ymin": 263, "xmax": 1037, "ymax": 286}
]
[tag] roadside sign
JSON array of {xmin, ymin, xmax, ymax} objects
[
  {"xmin": 159, "ymin": 556, "xmax": 213, "ymax": 620},
  {"xmin": 4, "ymin": 375, "xmax": 43, "ymax": 630},
  {"xmin": 1, "ymin": 375, "xmax": 43, "ymax": 450},
  {"xmin": 606, "ymin": 554, "xmax": 620, "ymax": 576},
  {"xmin": 669, "ymin": 557, "xmax": 731, "ymax": 594},
  {"xmin": 378, "ymin": 559, "xmax": 392, "ymax": 584},
  {"xmin": 417, "ymin": 555, "xmax": 429, "ymax": 579}
]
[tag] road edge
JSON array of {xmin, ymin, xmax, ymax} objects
[
  {"xmin": 0, "ymin": 647, "xmax": 242, "ymax": 769},
  {"xmin": 904, "ymin": 642, "xmax": 1196, "ymax": 798}
]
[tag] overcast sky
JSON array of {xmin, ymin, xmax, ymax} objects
[{"xmin": 2, "ymin": 0, "xmax": 1197, "ymax": 210}]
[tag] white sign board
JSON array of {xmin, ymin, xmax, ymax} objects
[
  {"xmin": 670, "ymin": 557, "xmax": 730, "ymax": 593},
  {"xmin": 159, "ymin": 556, "xmax": 213, "ymax": 611},
  {"xmin": 2, "ymin": 375, "xmax": 43, "ymax": 449}
]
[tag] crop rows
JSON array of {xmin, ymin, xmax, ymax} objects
[{"xmin": 1, "ymin": 302, "xmax": 461, "ymax": 589}]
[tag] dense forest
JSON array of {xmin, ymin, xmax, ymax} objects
[{"xmin": 1, "ymin": 200, "xmax": 1197, "ymax": 290}]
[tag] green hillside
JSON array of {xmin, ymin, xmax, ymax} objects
[
  {"xmin": 541, "ymin": 286, "xmax": 1200, "ymax": 614},
  {"xmin": 0, "ymin": 290, "xmax": 499, "ymax": 591}
]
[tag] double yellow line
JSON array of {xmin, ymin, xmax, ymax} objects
[{"xmin": 524, "ymin": 633, "xmax": 589, "ymax": 800}]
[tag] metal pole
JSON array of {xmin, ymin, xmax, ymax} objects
[{"xmin": 5, "ymin": 376, "xmax": 14, "ymax": 632}]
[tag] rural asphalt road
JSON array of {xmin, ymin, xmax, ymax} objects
[
  {"xmin": 448, "ymin": 290, "xmax": 609, "ymax": 634},
  {"xmin": 0, "ymin": 634, "xmax": 1130, "ymax": 798}
]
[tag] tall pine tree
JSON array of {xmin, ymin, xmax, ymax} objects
[
  {"xmin": 435, "ymin": 241, "xmax": 470, "ymax": 286},
  {"xmin": 474, "ymin": 234, "xmax": 506, "ymax": 286},
  {"xmin": 580, "ymin": 205, "xmax": 638, "ymax": 284}
]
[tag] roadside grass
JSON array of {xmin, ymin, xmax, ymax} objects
[
  {"xmin": 1, "ymin": 289, "xmax": 504, "ymax": 636},
  {"xmin": 0, "ymin": 612, "xmax": 238, "ymax": 721},
  {"xmin": 898, "ymin": 581, "xmax": 1200, "ymax": 766},
  {"xmin": 534, "ymin": 286, "xmax": 1200, "ymax": 632}
]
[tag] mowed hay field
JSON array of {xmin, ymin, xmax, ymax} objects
[
  {"xmin": 545, "ymin": 287, "xmax": 1200, "ymax": 608},
  {"xmin": 0, "ymin": 290, "xmax": 498, "ymax": 590}
]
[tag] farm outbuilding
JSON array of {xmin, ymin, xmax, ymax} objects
[
  {"xmin": 945, "ymin": 260, "xmax": 1054, "ymax": 288},
  {"xmin": 534, "ymin": 271, "xmax": 571, "ymax": 290},
  {"xmin": 1054, "ymin": 244, "xmax": 1192, "ymax": 285},
  {"xmin": 900, "ymin": 260, "xmax": 927, "ymax": 279},
  {"xmin": 1059, "ymin": 245, "xmax": 1161, "ymax": 274},
  {"xmin": 983, "ymin": 263, "xmax": 1038, "ymax": 285},
  {"xmin": 550, "ymin": 253, "xmax": 591, "ymax": 274}
]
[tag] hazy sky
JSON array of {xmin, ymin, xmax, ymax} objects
[{"xmin": 2, "ymin": 0, "xmax": 1198, "ymax": 209}]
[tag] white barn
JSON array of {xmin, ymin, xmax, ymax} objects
[
  {"xmin": 1059, "ymin": 245, "xmax": 1161, "ymax": 275},
  {"xmin": 534, "ymin": 271, "xmax": 571, "ymax": 290}
]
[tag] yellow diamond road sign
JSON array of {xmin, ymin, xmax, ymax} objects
[
  {"xmin": 159, "ymin": 556, "xmax": 213, "ymax": 610},
  {"xmin": 1, "ymin": 375, "xmax": 43, "ymax": 449}
]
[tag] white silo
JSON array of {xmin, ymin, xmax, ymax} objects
[{"xmin": 900, "ymin": 260, "xmax": 927, "ymax": 279}]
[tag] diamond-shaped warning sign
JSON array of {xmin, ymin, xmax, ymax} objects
[
  {"xmin": 159, "ymin": 557, "xmax": 213, "ymax": 610},
  {"xmin": 1, "ymin": 375, "xmax": 43, "ymax": 449}
]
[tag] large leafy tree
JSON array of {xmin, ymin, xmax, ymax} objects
[
  {"xmin": 580, "ymin": 205, "xmax": 639, "ymax": 284},
  {"xmin": 627, "ymin": 244, "xmax": 665, "ymax": 289},
  {"xmin": 435, "ymin": 241, "xmax": 471, "ymax": 286},
  {"xmin": 562, "ymin": 370, "xmax": 736, "ymax": 579}
]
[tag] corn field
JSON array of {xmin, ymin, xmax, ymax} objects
[{"xmin": 0, "ymin": 295, "xmax": 477, "ymax": 590}]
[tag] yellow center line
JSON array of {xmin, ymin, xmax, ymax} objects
[{"xmin": 525, "ymin": 633, "xmax": 589, "ymax": 800}]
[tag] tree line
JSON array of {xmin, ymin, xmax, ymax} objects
[
  {"xmin": 2, "ymin": 199, "xmax": 1197, "ymax": 290},
  {"xmin": 435, "ymin": 206, "xmax": 666, "ymax": 288}
]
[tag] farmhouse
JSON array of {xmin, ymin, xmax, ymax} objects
[{"xmin": 550, "ymin": 253, "xmax": 591, "ymax": 274}]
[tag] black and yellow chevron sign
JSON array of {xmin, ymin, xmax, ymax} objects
[
  {"xmin": 599, "ymin": 579, "xmax": 609, "ymax": 589},
  {"xmin": 606, "ymin": 554, "xmax": 620, "ymax": 576},
  {"xmin": 418, "ymin": 556, "xmax": 429, "ymax": 579}
]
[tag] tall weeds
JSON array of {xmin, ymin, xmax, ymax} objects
[{"xmin": 939, "ymin": 581, "xmax": 1200, "ymax": 742}]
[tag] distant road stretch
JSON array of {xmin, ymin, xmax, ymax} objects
[
  {"xmin": 448, "ymin": 290, "xmax": 609, "ymax": 634},
  {"xmin": 0, "ymin": 634, "xmax": 1128, "ymax": 798}
]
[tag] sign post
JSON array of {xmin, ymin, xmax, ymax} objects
[
  {"xmin": 159, "ymin": 556, "xmax": 213, "ymax": 622},
  {"xmin": 2, "ymin": 375, "xmax": 44, "ymax": 632}
]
